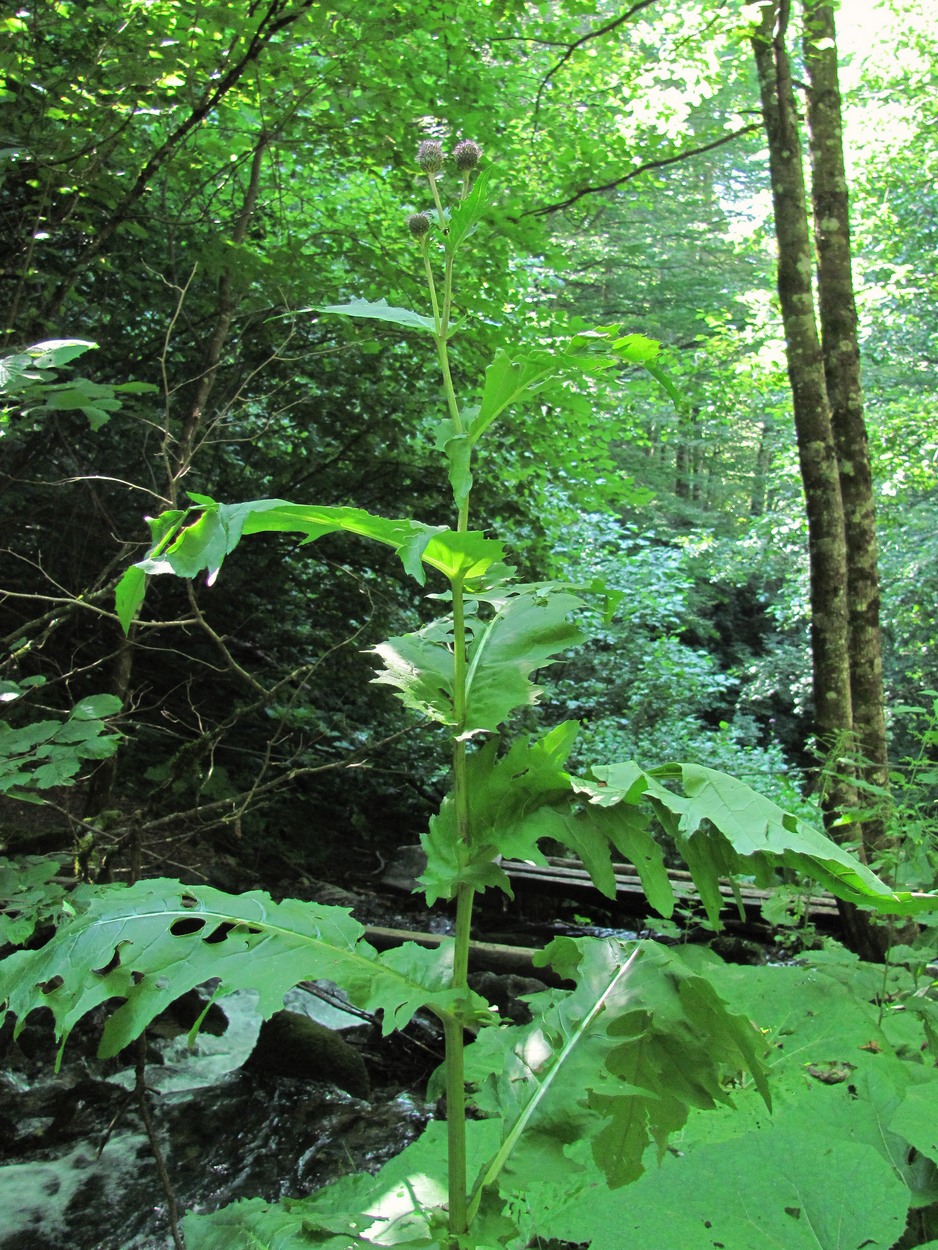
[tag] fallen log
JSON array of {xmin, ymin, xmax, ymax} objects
[{"xmin": 363, "ymin": 925, "xmax": 564, "ymax": 982}]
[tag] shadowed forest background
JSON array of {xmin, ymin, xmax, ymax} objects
[
  {"xmin": 1, "ymin": 0, "xmax": 936, "ymax": 909},
  {"xmin": 0, "ymin": 0, "xmax": 935, "ymax": 900},
  {"xmin": 3, "ymin": 4, "xmax": 938, "ymax": 1250}
]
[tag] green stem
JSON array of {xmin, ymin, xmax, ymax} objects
[
  {"xmin": 427, "ymin": 171, "xmax": 447, "ymax": 230},
  {"xmin": 422, "ymin": 244, "xmax": 442, "ymax": 336},
  {"xmin": 442, "ymin": 880, "xmax": 475, "ymax": 1242},
  {"xmin": 421, "ymin": 162, "xmax": 477, "ymax": 1244}
]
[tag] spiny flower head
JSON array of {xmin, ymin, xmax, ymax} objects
[
  {"xmin": 416, "ymin": 140, "xmax": 444, "ymax": 174},
  {"xmin": 408, "ymin": 212, "xmax": 431, "ymax": 238},
  {"xmin": 453, "ymin": 140, "xmax": 482, "ymax": 172}
]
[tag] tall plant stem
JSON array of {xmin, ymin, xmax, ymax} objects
[
  {"xmin": 443, "ymin": 405, "xmax": 472, "ymax": 1244},
  {"xmin": 429, "ymin": 199, "xmax": 476, "ymax": 1240},
  {"xmin": 419, "ymin": 156, "xmax": 485, "ymax": 1238},
  {"xmin": 443, "ymin": 880, "xmax": 475, "ymax": 1241}
]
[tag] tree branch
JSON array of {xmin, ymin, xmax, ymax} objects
[
  {"xmin": 536, "ymin": 0, "xmax": 659, "ymax": 104},
  {"xmin": 523, "ymin": 124, "xmax": 762, "ymax": 217}
]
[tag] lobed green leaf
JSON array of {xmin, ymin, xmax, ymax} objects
[
  {"xmin": 463, "ymin": 937, "xmax": 770, "ymax": 1207},
  {"xmin": 115, "ymin": 497, "xmax": 508, "ymax": 632},
  {"xmin": 0, "ymin": 880, "xmax": 480, "ymax": 1061}
]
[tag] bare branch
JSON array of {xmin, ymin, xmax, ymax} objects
[
  {"xmin": 533, "ymin": 0, "xmax": 659, "ymax": 124},
  {"xmin": 523, "ymin": 124, "xmax": 762, "ymax": 217}
]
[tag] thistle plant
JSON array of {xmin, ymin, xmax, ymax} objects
[{"xmin": 0, "ymin": 139, "xmax": 931, "ymax": 1250}]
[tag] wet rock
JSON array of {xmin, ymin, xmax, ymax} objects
[
  {"xmin": 380, "ymin": 845, "xmax": 427, "ymax": 893},
  {"xmin": 468, "ymin": 971, "xmax": 548, "ymax": 1025},
  {"xmin": 245, "ymin": 1010, "xmax": 370, "ymax": 1098},
  {"xmin": 148, "ymin": 988, "xmax": 228, "ymax": 1039}
]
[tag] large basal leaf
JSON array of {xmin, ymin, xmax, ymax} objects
[
  {"xmin": 588, "ymin": 760, "xmax": 937, "ymax": 921},
  {"xmin": 891, "ymin": 1083, "xmax": 938, "ymax": 1165},
  {"xmin": 501, "ymin": 951, "xmax": 931, "ymax": 1249},
  {"xmin": 533, "ymin": 1121, "xmax": 909, "ymax": 1250},
  {"xmin": 0, "ymin": 880, "xmax": 480, "ymax": 1061},
  {"xmin": 463, "ymin": 937, "xmax": 770, "ymax": 1212}
]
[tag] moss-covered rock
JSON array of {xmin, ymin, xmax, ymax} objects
[{"xmin": 245, "ymin": 1010, "xmax": 370, "ymax": 1098}]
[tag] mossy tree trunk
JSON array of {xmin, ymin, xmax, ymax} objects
[
  {"xmin": 802, "ymin": 0, "xmax": 891, "ymax": 858},
  {"xmin": 752, "ymin": 0, "xmax": 890, "ymax": 959}
]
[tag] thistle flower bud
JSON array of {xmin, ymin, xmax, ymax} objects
[
  {"xmin": 408, "ymin": 212, "xmax": 431, "ymax": 239},
  {"xmin": 453, "ymin": 140, "xmax": 482, "ymax": 172},
  {"xmin": 416, "ymin": 140, "xmax": 444, "ymax": 174}
]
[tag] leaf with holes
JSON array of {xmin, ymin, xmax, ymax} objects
[{"xmin": 0, "ymin": 879, "xmax": 483, "ymax": 1062}]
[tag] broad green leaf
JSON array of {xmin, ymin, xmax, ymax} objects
[
  {"xmin": 117, "ymin": 498, "xmax": 508, "ymax": 630},
  {"xmin": 29, "ymin": 339, "xmax": 97, "ymax": 368},
  {"xmin": 419, "ymin": 810, "xmax": 507, "ymax": 907},
  {"xmin": 71, "ymin": 694, "xmax": 122, "ymax": 720},
  {"xmin": 609, "ymin": 332, "xmax": 661, "ymax": 364},
  {"xmin": 421, "ymin": 530, "xmax": 504, "ymax": 582},
  {"xmin": 589, "ymin": 760, "xmax": 938, "ymax": 921},
  {"xmin": 419, "ymin": 726, "xmax": 671, "ymax": 909},
  {"xmin": 534, "ymin": 1122, "xmax": 909, "ymax": 1250},
  {"xmin": 890, "ymin": 1083, "xmax": 938, "ymax": 1164},
  {"xmin": 316, "ymin": 297, "xmax": 437, "ymax": 335},
  {"xmin": 372, "ymin": 626, "xmax": 457, "ymax": 726},
  {"xmin": 115, "ymin": 564, "xmax": 146, "ymax": 633},
  {"xmin": 373, "ymin": 589, "xmax": 583, "ymax": 737},
  {"xmin": 418, "ymin": 725, "xmax": 576, "ymax": 903},
  {"xmin": 464, "ymin": 938, "xmax": 770, "ymax": 1212},
  {"xmin": 0, "ymin": 880, "xmax": 477, "ymax": 1061},
  {"xmin": 463, "ymin": 588, "xmax": 585, "ymax": 732},
  {"xmin": 468, "ymin": 348, "xmax": 556, "ymax": 444}
]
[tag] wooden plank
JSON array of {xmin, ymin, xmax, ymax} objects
[{"xmin": 501, "ymin": 856, "xmax": 840, "ymax": 919}]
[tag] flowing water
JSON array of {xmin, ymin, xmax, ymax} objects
[{"xmin": 0, "ymin": 985, "xmax": 434, "ymax": 1249}]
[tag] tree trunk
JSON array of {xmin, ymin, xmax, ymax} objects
[
  {"xmin": 751, "ymin": 0, "xmax": 854, "ymax": 783},
  {"xmin": 752, "ymin": 0, "xmax": 890, "ymax": 960},
  {"xmin": 802, "ymin": 0, "xmax": 891, "ymax": 857}
]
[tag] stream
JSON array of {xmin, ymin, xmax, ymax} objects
[
  {"xmin": 0, "ymin": 861, "xmax": 755, "ymax": 1249},
  {"xmin": 0, "ymin": 978, "xmax": 436, "ymax": 1250},
  {"xmin": 0, "ymin": 872, "xmax": 457, "ymax": 1250}
]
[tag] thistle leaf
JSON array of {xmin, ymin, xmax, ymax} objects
[
  {"xmin": 315, "ymin": 297, "xmax": 437, "ymax": 334},
  {"xmin": 463, "ymin": 588, "xmax": 586, "ymax": 733},
  {"xmin": 637, "ymin": 762, "xmax": 936, "ymax": 920},
  {"xmin": 464, "ymin": 937, "xmax": 770, "ymax": 1209},
  {"xmin": 0, "ymin": 880, "xmax": 475, "ymax": 1060}
]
